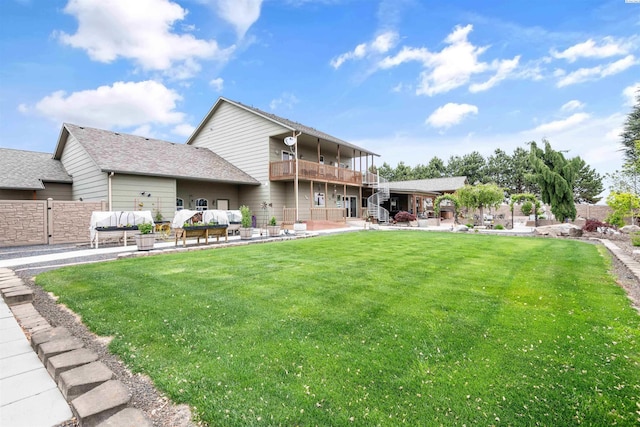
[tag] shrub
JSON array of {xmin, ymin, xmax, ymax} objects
[
  {"xmin": 466, "ymin": 223, "xmax": 474, "ymax": 229},
  {"xmin": 605, "ymin": 211, "xmax": 625, "ymax": 228},
  {"xmin": 632, "ymin": 232, "xmax": 640, "ymax": 247},
  {"xmin": 494, "ymin": 224, "xmax": 504, "ymax": 230},
  {"xmin": 239, "ymin": 205, "xmax": 252, "ymax": 228},
  {"xmin": 583, "ymin": 219, "xmax": 611, "ymax": 233},
  {"xmin": 394, "ymin": 211, "xmax": 416, "ymax": 222},
  {"xmin": 269, "ymin": 216, "xmax": 277, "ymax": 226},
  {"xmin": 138, "ymin": 222, "xmax": 153, "ymax": 234},
  {"xmin": 521, "ymin": 201, "xmax": 533, "ymax": 216}
]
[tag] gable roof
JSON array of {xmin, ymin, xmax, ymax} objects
[
  {"xmin": 388, "ymin": 176, "xmax": 468, "ymax": 194},
  {"xmin": 53, "ymin": 124, "xmax": 259, "ymax": 185},
  {"xmin": 187, "ymin": 97, "xmax": 379, "ymax": 156},
  {"xmin": 0, "ymin": 148, "xmax": 72, "ymax": 190}
]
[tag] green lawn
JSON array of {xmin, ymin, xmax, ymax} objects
[{"xmin": 37, "ymin": 232, "xmax": 640, "ymax": 426}]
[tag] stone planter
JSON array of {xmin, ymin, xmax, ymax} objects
[
  {"xmin": 267, "ymin": 225, "xmax": 280, "ymax": 237},
  {"xmin": 135, "ymin": 233, "xmax": 155, "ymax": 251},
  {"xmin": 239, "ymin": 227, "xmax": 253, "ymax": 240},
  {"xmin": 293, "ymin": 222, "xmax": 307, "ymax": 235}
]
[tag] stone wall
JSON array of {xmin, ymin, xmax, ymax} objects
[
  {"xmin": 491, "ymin": 203, "xmax": 613, "ymax": 223},
  {"xmin": 48, "ymin": 200, "xmax": 106, "ymax": 245},
  {"xmin": 0, "ymin": 200, "xmax": 48, "ymax": 246},
  {"xmin": 0, "ymin": 199, "xmax": 106, "ymax": 247}
]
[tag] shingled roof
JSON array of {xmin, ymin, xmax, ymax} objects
[
  {"xmin": 0, "ymin": 148, "xmax": 72, "ymax": 190},
  {"xmin": 187, "ymin": 97, "xmax": 379, "ymax": 156},
  {"xmin": 387, "ymin": 177, "xmax": 468, "ymax": 194},
  {"xmin": 54, "ymin": 124, "xmax": 260, "ymax": 185}
]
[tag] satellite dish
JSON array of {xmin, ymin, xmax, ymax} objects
[{"xmin": 284, "ymin": 136, "xmax": 297, "ymax": 146}]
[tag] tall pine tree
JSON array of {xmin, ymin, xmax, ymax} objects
[
  {"xmin": 621, "ymin": 91, "xmax": 640, "ymax": 174},
  {"xmin": 529, "ymin": 140, "xmax": 581, "ymax": 222}
]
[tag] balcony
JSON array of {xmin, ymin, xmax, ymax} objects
[{"xmin": 270, "ymin": 159, "xmax": 363, "ymax": 186}]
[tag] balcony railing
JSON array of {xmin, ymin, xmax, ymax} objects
[
  {"xmin": 270, "ymin": 159, "xmax": 363, "ymax": 186},
  {"xmin": 282, "ymin": 208, "xmax": 346, "ymax": 224}
]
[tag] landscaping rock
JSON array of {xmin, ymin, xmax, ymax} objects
[
  {"xmin": 535, "ymin": 224, "xmax": 583, "ymax": 238},
  {"xmin": 452, "ymin": 225, "xmax": 469, "ymax": 232},
  {"xmin": 59, "ymin": 361, "xmax": 114, "ymax": 401},
  {"xmin": 621, "ymin": 225, "xmax": 640, "ymax": 234},
  {"xmin": 95, "ymin": 408, "xmax": 153, "ymax": 427},
  {"xmin": 47, "ymin": 347, "xmax": 99, "ymax": 380},
  {"xmin": 71, "ymin": 380, "xmax": 131, "ymax": 427}
]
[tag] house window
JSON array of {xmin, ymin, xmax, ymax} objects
[
  {"xmin": 282, "ymin": 151, "xmax": 294, "ymax": 161},
  {"xmin": 195, "ymin": 198, "xmax": 208, "ymax": 211},
  {"xmin": 319, "ymin": 155, "xmax": 324, "ymax": 164},
  {"xmin": 176, "ymin": 198, "xmax": 184, "ymax": 211}
]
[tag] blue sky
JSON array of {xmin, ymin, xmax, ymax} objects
[{"xmin": 1, "ymin": 0, "xmax": 639, "ymax": 180}]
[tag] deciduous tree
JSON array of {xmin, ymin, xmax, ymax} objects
[{"xmin": 455, "ymin": 183, "xmax": 504, "ymax": 225}]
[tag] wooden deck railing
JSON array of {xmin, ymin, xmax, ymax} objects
[
  {"xmin": 282, "ymin": 208, "xmax": 346, "ymax": 224},
  {"xmin": 270, "ymin": 160, "xmax": 363, "ymax": 185}
]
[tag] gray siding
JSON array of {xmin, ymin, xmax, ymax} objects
[
  {"xmin": 60, "ymin": 134, "xmax": 107, "ymax": 202},
  {"xmin": 177, "ymin": 180, "xmax": 240, "ymax": 211},
  {"xmin": 0, "ymin": 189, "xmax": 36, "ymax": 200},
  {"xmin": 39, "ymin": 183, "xmax": 73, "ymax": 200},
  {"xmin": 190, "ymin": 102, "xmax": 285, "ymax": 183},
  {"xmin": 191, "ymin": 102, "xmax": 287, "ymax": 214},
  {"xmin": 111, "ymin": 174, "xmax": 176, "ymax": 221}
]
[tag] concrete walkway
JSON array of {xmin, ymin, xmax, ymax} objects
[{"xmin": 1, "ymin": 297, "xmax": 73, "ymax": 426}]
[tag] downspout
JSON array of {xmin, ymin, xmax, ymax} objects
[{"xmin": 108, "ymin": 172, "xmax": 114, "ymax": 210}]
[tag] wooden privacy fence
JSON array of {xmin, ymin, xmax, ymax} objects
[{"xmin": 0, "ymin": 199, "xmax": 106, "ymax": 247}]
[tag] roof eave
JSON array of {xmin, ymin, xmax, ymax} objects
[{"xmin": 102, "ymin": 169, "xmax": 260, "ymax": 185}]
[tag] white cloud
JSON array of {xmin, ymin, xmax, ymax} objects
[
  {"xmin": 530, "ymin": 112, "xmax": 590, "ymax": 134},
  {"xmin": 378, "ymin": 25, "xmax": 519, "ymax": 96},
  {"xmin": 172, "ymin": 123, "xmax": 196, "ymax": 137},
  {"xmin": 623, "ymin": 82, "xmax": 640, "ymax": 106},
  {"xmin": 209, "ymin": 77, "xmax": 224, "ymax": 92},
  {"xmin": 58, "ymin": 0, "xmax": 232, "ymax": 78},
  {"xmin": 551, "ymin": 37, "xmax": 632, "ymax": 62},
  {"xmin": 556, "ymin": 55, "xmax": 638, "ymax": 87},
  {"xmin": 378, "ymin": 46, "xmax": 430, "ymax": 69},
  {"xmin": 469, "ymin": 56, "xmax": 520, "ymax": 93},
  {"xmin": 214, "ymin": 0, "xmax": 263, "ymax": 39},
  {"xmin": 426, "ymin": 103, "xmax": 478, "ymax": 129},
  {"xmin": 416, "ymin": 25, "xmax": 491, "ymax": 96},
  {"xmin": 330, "ymin": 30, "xmax": 399, "ymax": 68},
  {"xmin": 33, "ymin": 80, "xmax": 185, "ymax": 129},
  {"xmin": 351, "ymin": 113, "xmax": 625, "ymax": 184},
  {"xmin": 17, "ymin": 103, "xmax": 28, "ymax": 113},
  {"xmin": 270, "ymin": 93, "xmax": 299, "ymax": 110},
  {"xmin": 560, "ymin": 100, "xmax": 585, "ymax": 112}
]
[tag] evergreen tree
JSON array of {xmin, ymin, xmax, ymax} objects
[
  {"xmin": 377, "ymin": 162, "xmax": 394, "ymax": 181},
  {"xmin": 446, "ymin": 152, "xmax": 486, "ymax": 184},
  {"xmin": 486, "ymin": 149, "xmax": 511, "ymax": 189},
  {"xmin": 425, "ymin": 156, "xmax": 447, "ymax": 178},
  {"xmin": 529, "ymin": 140, "xmax": 582, "ymax": 222},
  {"xmin": 620, "ymin": 91, "xmax": 640, "ymax": 171},
  {"xmin": 573, "ymin": 157, "xmax": 604, "ymax": 204},
  {"xmin": 393, "ymin": 161, "xmax": 414, "ymax": 181}
]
